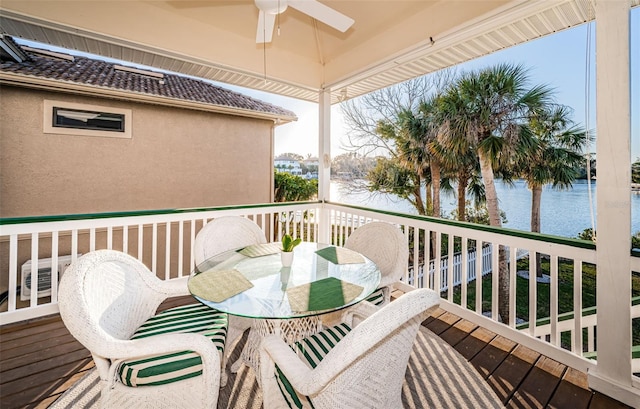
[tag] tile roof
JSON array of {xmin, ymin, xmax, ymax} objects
[{"xmin": 0, "ymin": 42, "xmax": 296, "ymax": 119}]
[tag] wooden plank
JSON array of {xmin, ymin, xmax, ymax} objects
[
  {"xmin": 424, "ymin": 311, "xmax": 460, "ymax": 335},
  {"xmin": 439, "ymin": 319, "xmax": 478, "ymax": 347},
  {"xmin": 421, "ymin": 307, "xmax": 446, "ymax": 326},
  {"xmin": 454, "ymin": 326, "xmax": 497, "ymax": 361},
  {"xmin": 1, "ymin": 337, "xmax": 85, "ymax": 372},
  {"xmin": 1, "ymin": 358, "xmax": 93, "ymax": 408},
  {"xmin": 158, "ymin": 295, "xmax": 193, "ymax": 312},
  {"xmin": 36, "ymin": 395, "xmax": 62, "ymax": 409},
  {"xmin": 487, "ymin": 344, "xmax": 539, "ymax": 404},
  {"xmin": 2, "ymin": 356, "xmax": 93, "ymax": 393},
  {"xmin": 1, "ymin": 347, "xmax": 91, "ymax": 383},
  {"xmin": 508, "ymin": 356, "xmax": 566, "ymax": 408},
  {"xmin": 0, "ymin": 315, "xmax": 61, "ymax": 334},
  {"xmin": 0, "ymin": 317, "xmax": 65, "ymax": 344},
  {"xmin": 547, "ymin": 367, "xmax": 593, "ymax": 409},
  {"xmin": 589, "ymin": 392, "xmax": 632, "ymax": 409},
  {"xmin": 1, "ymin": 330, "xmax": 78, "ymax": 366},
  {"xmin": 471, "ymin": 335, "xmax": 517, "ymax": 379}
]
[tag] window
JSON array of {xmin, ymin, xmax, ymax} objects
[{"xmin": 44, "ymin": 100, "xmax": 132, "ymax": 138}]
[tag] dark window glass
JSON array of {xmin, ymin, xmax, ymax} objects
[{"xmin": 53, "ymin": 108, "xmax": 125, "ymax": 132}]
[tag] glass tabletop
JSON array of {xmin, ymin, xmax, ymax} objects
[{"xmin": 189, "ymin": 242, "xmax": 381, "ymax": 319}]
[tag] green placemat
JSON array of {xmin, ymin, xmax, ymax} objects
[
  {"xmin": 286, "ymin": 277, "xmax": 364, "ymax": 312},
  {"xmin": 188, "ymin": 269, "xmax": 253, "ymax": 302},
  {"xmin": 315, "ymin": 246, "xmax": 365, "ymax": 264},
  {"xmin": 238, "ymin": 243, "xmax": 282, "ymax": 257}
]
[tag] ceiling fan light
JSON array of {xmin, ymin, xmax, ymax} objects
[{"xmin": 255, "ymin": 0, "xmax": 288, "ymax": 15}]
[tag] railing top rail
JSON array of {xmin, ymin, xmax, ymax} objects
[
  {"xmin": 0, "ymin": 201, "xmax": 321, "ymax": 226},
  {"xmin": 325, "ymin": 201, "xmax": 597, "ymax": 250}
]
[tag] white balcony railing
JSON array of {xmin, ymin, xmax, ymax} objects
[{"xmin": 2, "ymin": 200, "xmax": 638, "ymax": 379}]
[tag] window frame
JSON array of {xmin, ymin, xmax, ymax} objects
[{"xmin": 43, "ymin": 100, "xmax": 132, "ymax": 139}]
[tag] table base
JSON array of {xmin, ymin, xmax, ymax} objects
[{"xmin": 231, "ymin": 317, "xmax": 323, "ymax": 377}]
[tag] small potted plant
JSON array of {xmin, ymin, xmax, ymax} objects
[{"xmin": 280, "ymin": 234, "xmax": 301, "ymax": 267}]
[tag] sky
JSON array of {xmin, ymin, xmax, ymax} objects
[{"xmin": 15, "ymin": 8, "xmax": 639, "ymax": 160}]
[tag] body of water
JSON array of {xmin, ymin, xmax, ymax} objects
[{"xmin": 330, "ymin": 179, "xmax": 640, "ymax": 238}]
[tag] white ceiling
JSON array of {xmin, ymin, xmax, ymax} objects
[{"xmin": 0, "ymin": 1, "xmax": 637, "ymax": 104}]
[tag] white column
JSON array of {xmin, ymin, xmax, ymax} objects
[
  {"xmin": 318, "ymin": 88, "xmax": 332, "ymax": 243},
  {"xmin": 588, "ymin": 1, "xmax": 638, "ymax": 406}
]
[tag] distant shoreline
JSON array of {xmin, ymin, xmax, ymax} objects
[{"xmin": 331, "ymin": 179, "xmax": 640, "ymax": 238}]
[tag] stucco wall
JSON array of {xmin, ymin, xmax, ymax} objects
[{"xmin": 0, "ymin": 86, "xmax": 275, "ymax": 217}]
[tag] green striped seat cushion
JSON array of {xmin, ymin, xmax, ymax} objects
[
  {"xmin": 117, "ymin": 303, "xmax": 228, "ymax": 387},
  {"xmin": 366, "ymin": 287, "xmax": 385, "ymax": 306},
  {"xmin": 276, "ymin": 322, "xmax": 352, "ymax": 408}
]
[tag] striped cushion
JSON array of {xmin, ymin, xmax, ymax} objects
[
  {"xmin": 366, "ymin": 287, "xmax": 385, "ymax": 306},
  {"xmin": 118, "ymin": 303, "xmax": 227, "ymax": 387},
  {"xmin": 276, "ymin": 323, "xmax": 352, "ymax": 408}
]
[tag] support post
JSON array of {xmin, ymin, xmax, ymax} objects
[
  {"xmin": 589, "ymin": 1, "xmax": 638, "ymax": 406},
  {"xmin": 318, "ymin": 88, "xmax": 332, "ymax": 244}
]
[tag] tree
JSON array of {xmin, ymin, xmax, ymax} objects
[
  {"xmin": 576, "ymin": 154, "xmax": 596, "ymax": 180},
  {"xmin": 368, "ymin": 157, "xmax": 427, "ymax": 214},
  {"xmin": 414, "ymin": 95, "xmax": 446, "ymax": 217},
  {"xmin": 448, "ymin": 200, "xmax": 508, "ymax": 225},
  {"xmin": 341, "ymin": 75, "xmax": 453, "ymax": 156},
  {"xmin": 433, "ymin": 97, "xmax": 484, "ymax": 222},
  {"xmin": 278, "ymin": 152, "xmax": 304, "ymax": 161},
  {"xmin": 522, "ymin": 105, "xmax": 587, "ymax": 234},
  {"xmin": 577, "ymin": 228, "xmax": 640, "ymax": 252},
  {"xmin": 439, "ymin": 63, "xmax": 553, "ymax": 323},
  {"xmin": 376, "ymin": 109, "xmax": 433, "ymax": 215},
  {"xmin": 339, "ymin": 72, "xmax": 456, "ymax": 215},
  {"xmin": 273, "ymin": 171, "xmax": 317, "ymax": 202},
  {"xmin": 331, "ymin": 152, "xmax": 375, "ymax": 179},
  {"xmin": 633, "ymin": 157, "xmax": 640, "ymax": 184},
  {"xmin": 519, "ymin": 105, "xmax": 587, "ymax": 277}
]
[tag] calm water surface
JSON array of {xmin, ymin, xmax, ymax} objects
[{"xmin": 330, "ymin": 179, "xmax": 640, "ymax": 238}]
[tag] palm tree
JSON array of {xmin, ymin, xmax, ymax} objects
[
  {"xmin": 520, "ymin": 105, "xmax": 587, "ymax": 277},
  {"xmin": 523, "ymin": 105, "xmax": 587, "ymax": 234},
  {"xmin": 415, "ymin": 95, "xmax": 447, "ymax": 218},
  {"xmin": 439, "ymin": 63, "xmax": 553, "ymax": 323},
  {"xmin": 374, "ymin": 117, "xmax": 430, "ymax": 215}
]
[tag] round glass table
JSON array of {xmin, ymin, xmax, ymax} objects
[{"xmin": 189, "ymin": 241, "xmax": 381, "ymax": 374}]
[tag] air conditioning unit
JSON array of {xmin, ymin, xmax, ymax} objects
[{"xmin": 20, "ymin": 255, "xmax": 78, "ymax": 301}]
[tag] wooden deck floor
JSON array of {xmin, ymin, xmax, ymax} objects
[{"xmin": 0, "ymin": 298, "xmax": 633, "ymax": 409}]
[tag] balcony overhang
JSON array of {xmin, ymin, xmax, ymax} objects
[{"xmin": 2, "ymin": 1, "xmax": 636, "ymax": 104}]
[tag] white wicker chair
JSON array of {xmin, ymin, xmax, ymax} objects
[
  {"xmin": 194, "ymin": 216, "xmax": 267, "ymax": 360},
  {"xmin": 344, "ymin": 221, "xmax": 409, "ymax": 306},
  {"xmin": 259, "ymin": 288, "xmax": 440, "ymax": 409},
  {"xmin": 58, "ymin": 250, "xmax": 223, "ymax": 409}
]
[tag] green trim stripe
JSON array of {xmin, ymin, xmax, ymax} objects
[
  {"xmin": 276, "ymin": 366, "xmax": 307, "ymax": 409},
  {"xmin": 133, "ymin": 315, "xmax": 227, "ymax": 338},
  {"xmin": 275, "ymin": 323, "xmax": 351, "ymax": 408},
  {"xmin": 0, "ymin": 201, "xmax": 320, "ymax": 225},
  {"xmin": 117, "ymin": 304, "xmax": 228, "ymax": 387},
  {"xmin": 119, "ymin": 351, "xmax": 203, "ymax": 387},
  {"xmin": 325, "ymin": 200, "xmax": 601, "ymax": 250},
  {"xmin": 365, "ymin": 288, "xmax": 385, "ymax": 306}
]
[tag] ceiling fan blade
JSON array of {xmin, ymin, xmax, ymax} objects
[
  {"xmin": 256, "ymin": 10, "xmax": 276, "ymax": 43},
  {"xmin": 288, "ymin": 0, "xmax": 354, "ymax": 32}
]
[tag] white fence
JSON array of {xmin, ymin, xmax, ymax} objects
[{"xmin": 407, "ymin": 245, "xmax": 493, "ymax": 291}]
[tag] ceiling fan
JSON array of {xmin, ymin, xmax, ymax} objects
[{"xmin": 254, "ymin": 0, "xmax": 354, "ymax": 43}]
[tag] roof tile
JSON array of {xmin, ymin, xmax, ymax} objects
[{"xmin": 0, "ymin": 45, "xmax": 296, "ymax": 119}]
